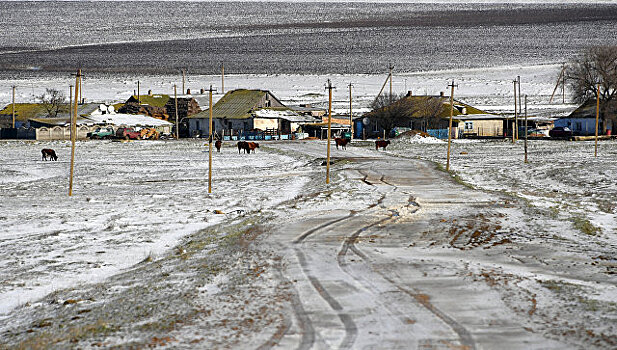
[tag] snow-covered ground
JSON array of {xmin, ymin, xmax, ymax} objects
[
  {"xmin": 1, "ymin": 137, "xmax": 616, "ymax": 348},
  {"xmin": 1, "ymin": 64, "xmax": 615, "ymax": 348}
]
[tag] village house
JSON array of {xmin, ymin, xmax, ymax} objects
[
  {"xmin": 29, "ymin": 103, "xmax": 172, "ymax": 140},
  {"xmin": 187, "ymin": 89, "xmax": 314, "ymax": 139},
  {"xmin": 358, "ymin": 92, "xmax": 503, "ymax": 139},
  {"xmin": 118, "ymin": 93, "xmax": 170, "ymax": 120},
  {"xmin": 554, "ymin": 99, "xmax": 614, "ymax": 136}
]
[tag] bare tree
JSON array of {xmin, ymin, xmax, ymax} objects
[
  {"xmin": 566, "ymin": 46, "xmax": 617, "ymax": 122},
  {"xmin": 368, "ymin": 92, "xmax": 413, "ymax": 136},
  {"xmin": 38, "ymin": 88, "xmax": 68, "ymax": 118}
]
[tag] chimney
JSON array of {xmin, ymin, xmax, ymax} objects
[
  {"xmin": 440, "ymin": 91, "xmax": 444, "ymax": 97},
  {"xmin": 148, "ymin": 89, "xmax": 152, "ymax": 96},
  {"xmin": 406, "ymin": 90, "xmax": 413, "ymax": 97}
]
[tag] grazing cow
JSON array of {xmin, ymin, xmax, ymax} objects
[
  {"xmin": 375, "ymin": 140, "xmax": 391, "ymax": 150},
  {"xmin": 334, "ymin": 137, "xmax": 349, "ymax": 150},
  {"xmin": 247, "ymin": 142, "xmax": 259, "ymax": 153},
  {"xmin": 215, "ymin": 139, "xmax": 222, "ymax": 152},
  {"xmin": 237, "ymin": 141, "xmax": 248, "ymax": 154},
  {"xmin": 41, "ymin": 148, "xmax": 58, "ymax": 161}
]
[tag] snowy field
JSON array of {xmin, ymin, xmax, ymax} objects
[
  {"xmin": 0, "ymin": 64, "xmax": 576, "ymax": 118},
  {"xmin": 1, "ymin": 137, "xmax": 616, "ymax": 348}
]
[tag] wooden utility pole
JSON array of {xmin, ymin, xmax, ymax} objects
[
  {"xmin": 208, "ymin": 84, "xmax": 216, "ymax": 193},
  {"xmin": 137, "ymin": 80, "xmax": 140, "ymax": 104},
  {"xmin": 549, "ymin": 64, "xmax": 566, "ymax": 104},
  {"xmin": 513, "ymin": 79, "xmax": 518, "ymax": 143},
  {"xmin": 69, "ymin": 85, "xmax": 73, "ymax": 129},
  {"xmin": 524, "ymin": 95, "xmax": 528, "ymax": 164},
  {"xmin": 517, "ymin": 76, "xmax": 522, "ymax": 128},
  {"xmin": 221, "ymin": 63, "xmax": 225, "ymax": 94},
  {"xmin": 182, "ymin": 69, "xmax": 186, "ymax": 94},
  {"xmin": 376, "ymin": 73, "xmax": 391, "ymax": 100},
  {"xmin": 389, "ymin": 64, "xmax": 394, "ymax": 101},
  {"xmin": 79, "ymin": 74, "xmax": 83, "ymax": 104},
  {"xmin": 446, "ymin": 80, "xmax": 457, "ymax": 172},
  {"xmin": 174, "ymin": 84, "xmax": 179, "ymax": 139},
  {"xmin": 562, "ymin": 69, "xmax": 566, "ymax": 104},
  {"xmin": 595, "ymin": 82, "xmax": 600, "ymax": 158},
  {"xmin": 69, "ymin": 69, "xmax": 81, "ymax": 197},
  {"xmin": 11, "ymin": 86, "xmax": 15, "ymax": 128},
  {"xmin": 325, "ymin": 79, "xmax": 335, "ymax": 184},
  {"xmin": 348, "ymin": 82, "xmax": 353, "ymax": 139}
]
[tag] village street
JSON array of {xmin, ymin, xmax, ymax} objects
[
  {"xmin": 262, "ymin": 141, "xmax": 571, "ymax": 349},
  {"xmin": 0, "ymin": 139, "xmax": 615, "ymax": 349}
]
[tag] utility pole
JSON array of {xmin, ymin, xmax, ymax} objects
[
  {"xmin": 137, "ymin": 80, "xmax": 140, "ymax": 104},
  {"xmin": 550, "ymin": 64, "xmax": 567, "ymax": 104},
  {"xmin": 11, "ymin": 86, "xmax": 15, "ymax": 128},
  {"xmin": 174, "ymin": 84, "xmax": 179, "ymax": 140},
  {"xmin": 208, "ymin": 84, "xmax": 217, "ymax": 193},
  {"xmin": 69, "ymin": 69, "xmax": 81, "ymax": 197},
  {"xmin": 69, "ymin": 85, "xmax": 73, "ymax": 129},
  {"xmin": 79, "ymin": 73, "xmax": 83, "ymax": 104},
  {"xmin": 517, "ymin": 75, "xmax": 522, "ymax": 127},
  {"xmin": 348, "ymin": 82, "xmax": 353, "ymax": 139},
  {"xmin": 524, "ymin": 95, "xmax": 528, "ymax": 164},
  {"xmin": 182, "ymin": 69, "xmax": 186, "ymax": 94},
  {"xmin": 221, "ymin": 63, "xmax": 225, "ymax": 94},
  {"xmin": 562, "ymin": 66, "xmax": 566, "ymax": 104},
  {"xmin": 325, "ymin": 79, "xmax": 335, "ymax": 184},
  {"xmin": 389, "ymin": 63, "xmax": 394, "ymax": 102},
  {"xmin": 513, "ymin": 79, "xmax": 518, "ymax": 143},
  {"xmin": 595, "ymin": 82, "xmax": 601, "ymax": 158},
  {"xmin": 446, "ymin": 80, "xmax": 457, "ymax": 172}
]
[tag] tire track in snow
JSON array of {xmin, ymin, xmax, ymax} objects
[{"xmin": 338, "ymin": 171, "xmax": 477, "ymax": 350}]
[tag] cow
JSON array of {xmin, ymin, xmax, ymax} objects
[
  {"xmin": 334, "ymin": 137, "xmax": 349, "ymax": 150},
  {"xmin": 375, "ymin": 140, "xmax": 391, "ymax": 150},
  {"xmin": 215, "ymin": 139, "xmax": 222, "ymax": 152},
  {"xmin": 237, "ymin": 141, "xmax": 248, "ymax": 154},
  {"xmin": 247, "ymin": 142, "xmax": 259, "ymax": 153},
  {"xmin": 41, "ymin": 148, "xmax": 58, "ymax": 161}
]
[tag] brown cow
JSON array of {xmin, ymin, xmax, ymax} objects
[
  {"xmin": 41, "ymin": 148, "xmax": 58, "ymax": 161},
  {"xmin": 375, "ymin": 140, "xmax": 391, "ymax": 150},
  {"xmin": 246, "ymin": 142, "xmax": 259, "ymax": 153},
  {"xmin": 334, "ymin": 137, "xmax": 349, "ymax": 150},
  {"xmin": 215, "ymin": 139, "xmax": 222, "ymax": 152}
]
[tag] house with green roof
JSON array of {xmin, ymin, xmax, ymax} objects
[
  {"xmin": 187, "ymin": 89, "xmax": 314, "ymax": 138},
  {"xmin": 358, "ymin": 93, "xmax": 506, "ymax": 139}
]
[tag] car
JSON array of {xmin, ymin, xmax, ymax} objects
[
  {"xmin": 549, "ymin": 127, "xmax": 574, "ymax": 138},
  {"xmin": 87, "ymin": 126, "xmax": 115, "ymax": 139},
  {"xmin": 116, "ymin": 127, "xmax": 142, "ymax": 140}
]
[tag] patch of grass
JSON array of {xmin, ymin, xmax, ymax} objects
[
  {"xmin": 596, "ymin": 200, "xmax": 615, "ymax": 214},
  {"xmin": 15, "ymin": 319, "xmax": 116, "ymax": 349},
  {"xmin": 548, "ymin": 206, "xmax": 560, "ymax": 218},
  {"xmin": 572, "ymin": 216, "xmax": 600, "ymax": 235}
]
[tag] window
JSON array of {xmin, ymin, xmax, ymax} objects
[
  {"xmin": 196, "ymin": 121, "xmax": 200, "ymax": 130},
  {"xmin": 465, "ymin": 121, "xmax": 473, "ymax": 130},
  {"xmin": 575, "ymin": 122, "xmax": 582, "ymax": 131}
]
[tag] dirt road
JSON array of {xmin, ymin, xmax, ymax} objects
[{"xmin": 261, "ymin": 140, "xmax": 595, "ymax": 349}]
